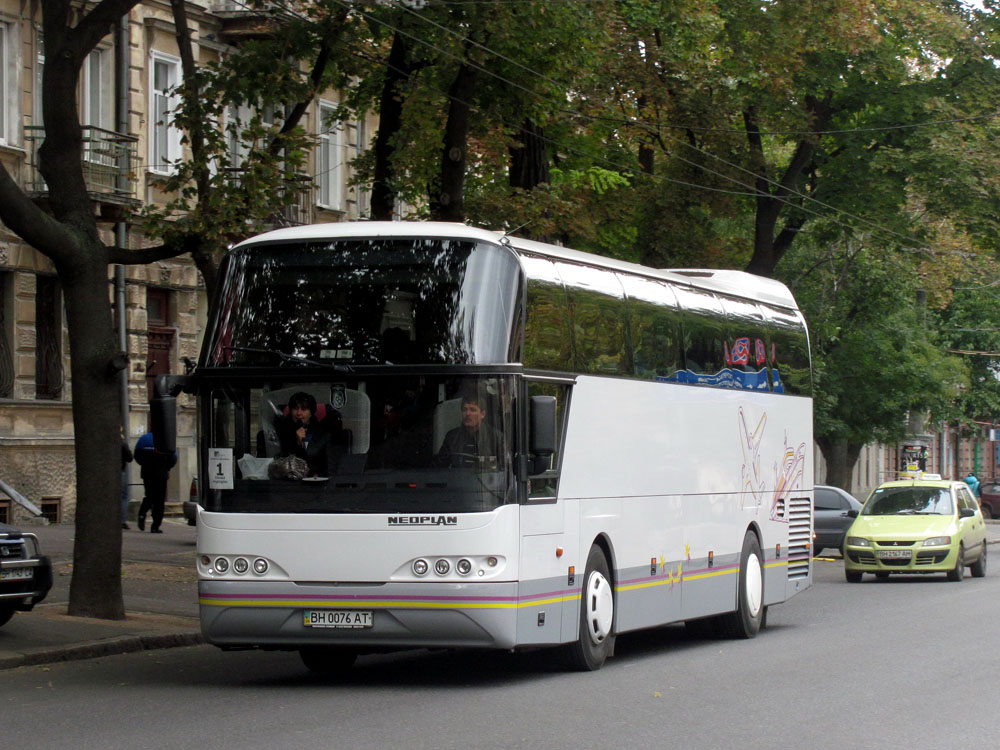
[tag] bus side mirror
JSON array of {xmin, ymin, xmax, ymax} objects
[
  {"xmin": 150, "ymin": 374, "xmax": 186, "ymax": 455},
  {"xmin": 529, "ymin": 395, "xmax": 556, "ymax": 476}
]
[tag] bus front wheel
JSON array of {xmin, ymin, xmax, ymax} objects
[
  {"xmin": 717, "ymin": 531, "xmax": 765, "ymax": 639},
  {"xmin": 565, "ymin": 545, "xmax": 615, "ymax": 671}
]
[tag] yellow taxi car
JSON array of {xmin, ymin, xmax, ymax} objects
[{"xmin": 843, "ymin": 478, "xmax": 987, "ymax": 582}]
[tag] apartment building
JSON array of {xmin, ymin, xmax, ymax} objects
[{"xmin": 0, "ymin": 1, "xmax": 372, "ymax": 524}]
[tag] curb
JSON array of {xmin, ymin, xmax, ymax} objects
[{"xmin": 0, "ymin": 631, "xmax": 204, "ymax": 671}]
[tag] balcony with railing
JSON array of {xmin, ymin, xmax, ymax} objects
[
  {"xmin": 222, "ymin": 169, "xmax": 314, "ymax": 228},
  {"xmin": 24, "ymin": 126, "xmax": 142, "ymax": 220}
]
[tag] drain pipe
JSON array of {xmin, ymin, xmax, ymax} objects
[{"xmin": 115, "ymin": 13, "xmax": 130, "ymax": 474}]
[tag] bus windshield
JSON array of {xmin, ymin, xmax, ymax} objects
[
  {"xmin": 204, "ymin": 238, "xmax": 521, "ymax": 367},
  {"xmin": 203, "ymin": 374, "xmax": 515, "ymax": 514}
]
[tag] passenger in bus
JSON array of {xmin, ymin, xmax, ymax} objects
[
  {"xmin": 276, "ymin": 392, "xmax": 333, "ymax": 477},
  {"xmin": 437, "ymin": 392, "xmax": 501, "ymax": 468}
]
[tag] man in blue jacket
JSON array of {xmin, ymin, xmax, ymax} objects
[{"xmin": 133, "ymin": 432, "xmax": 177, "ymax": 533}]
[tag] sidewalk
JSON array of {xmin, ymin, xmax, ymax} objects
[{"xmin": 0, "ymin": 519, "xmax": 203, "ymax": 670}]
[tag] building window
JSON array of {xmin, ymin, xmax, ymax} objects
[
  {"xmin": 149, "ymin": 52, "xmax": 182, "ymax": 173},
  {"xmin": 0, "ymin": 22, "xmax": 18, "ymax": 145},
  {"xmin": 146, "ymin": 287, "xmax": 175, "ymax": 401},
  {"xmin": 39, "ymin": 497, "xmax": 62, "ymax": 524},
  {"xmin": 35, "ymin": 275, "xmax": 64, "ymax": 400},
  {"xmin": 0, "ymin": 272, "xmax": 12, "ymax": 398},
  {"xmin": 83, "ymin": 47, "xmax": 113, "ymax": 131},
  {"xmin": 317, "ymin": 100, "xmax": 343, "ymax": 210},
  {"xmin": 0, "ymin": 24, "xmax": 7, "ymax": 142},
  {"xmin": 0, "ymin": 499, "xmax": 9, "ymax": 524},
  {"xmin": 345, "ymin": 120, "xmax": 369, "ymax": 218}
]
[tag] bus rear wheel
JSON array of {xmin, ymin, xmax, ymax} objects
[
  {"xmin": 299, "ymin": 646, "xmax": 358, "ymax": 675},
  {"xmin": 716, "ymin": 531, "xmax": 765, "ymax": 639},
  {"xmin": 565, "ymin": 545, "xmax": 615, "ymax": 671}
]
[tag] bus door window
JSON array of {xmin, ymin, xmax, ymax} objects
[{"xmin": 525, "ymin": 380, "xmax": 570, "ymax": 501}]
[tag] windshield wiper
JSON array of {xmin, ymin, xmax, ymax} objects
[{"xmin": 223, "ymin": 346, "xmax": 353, "ymax": 372}]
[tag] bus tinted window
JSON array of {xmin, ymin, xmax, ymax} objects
[
  {"xmin": 523, "ymin": 257, "xmax": 573, "ymax": 371},
  {"xmin": 205, "ymin": 240, "xmax": 521, "ymax": 367},
  {"xmin": 618, "ymin": 274, "xmax": 682, "ymax": 381},
  {"xmin": 557, "ymin": 263, "xmax": 630, "ymax": 376},
  {"xmin": 719, "ymin": 295, "xmax": 771, "ymax": 392},
  {"xmin": 672, "ymin": 286, "xmax": 729, "ymax": 385},
  {"xmin": 767, "ymin": 307, "xmax": 812, "ymax": 396}
]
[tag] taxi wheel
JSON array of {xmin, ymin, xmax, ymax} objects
[
  {"xmin": 565, "ymin": 545, "xmax": 615, "ymax": 671},
  {"xmin": 946, "ymin": 544, "xmax": 965, "ymax": 582},
  {"xmin": 845, "ymin": 570, "xmax": 863, "ymax": 583},
  {"xmin": 299, "ymin": 646, "xmax": 358, "ymax": 675},
  {"xmin": 970, "ymin": 543, "xmax": 987, "ymax": 578}
]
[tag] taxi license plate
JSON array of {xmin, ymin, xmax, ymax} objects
[
  {"xmin": 304, "ymin": 610, "xmax": 373, "ymax": 629},
  {"xmin": 876, "ymin": 549, "xmax": 912, "ymax": 560},
  {"xmin": 0, "ymin": 566, "xmax": 33, "ymax": 581}
]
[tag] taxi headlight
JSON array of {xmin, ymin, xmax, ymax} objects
[
  {"xmin": 846, "ymin": 537, "xmax": 871, "ymax": 548},
  {"xmin": 923, "ymin": 536, "xmax": 952, "ymax": 547}
]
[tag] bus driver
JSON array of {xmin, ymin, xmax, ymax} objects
[{"xmin": 437, "ymin": 391, "xmax": 501, "ymax": 468}]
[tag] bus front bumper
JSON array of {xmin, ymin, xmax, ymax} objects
[{"xmin": 199, "ymin": 579, "xmax": 521, "ymax": 651}]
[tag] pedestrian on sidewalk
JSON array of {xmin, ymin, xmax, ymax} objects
[
  {"xmin": 134, "ymin": 431, "xmax": 177, "ymax": 533},
  {"xmin": 965, "ymin": 471, "xmax": 981, "ymax": 499},
  {"xmin": 121, "ymin": 429, "xmax": 134, "ymax": 530}
]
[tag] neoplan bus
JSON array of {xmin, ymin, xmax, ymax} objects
[{"xmin": 152, "ymin": 221, "xmax": 813, "ymax": 673}]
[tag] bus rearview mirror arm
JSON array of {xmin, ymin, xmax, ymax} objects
[{"xmin": 150, "ymin": 374, "xmax": 191, "ymax": 455}]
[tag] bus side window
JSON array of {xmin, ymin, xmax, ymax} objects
[
  {"xmin": 522, "ymin": 257, "xmax": 572, "ymax": 371},
  {"xmin": 526, "ymin": 381, "xmax": 569, "ymax": 501},
  {"xmin": 557, "ymin": 263, "xmax": 630, "ymax": 376}
]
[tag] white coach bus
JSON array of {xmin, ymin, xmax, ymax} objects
[{"xmin": 155, "ymin": 221, "xmax": 813, "ymax": 673}]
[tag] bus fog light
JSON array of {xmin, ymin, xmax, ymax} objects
[
  {"xmin": 435, "ymin": 559, "xmax": 451, "ymax": 575},
  {"xmin": 253, "ymin": 558, "xmax": 269, "ymax": 575},
  {"xmin": 487, "ymin": 556, "xmax": 498, "ymax": 567},
  {"xmin": 413, "ymin": 559, "xmax": 429, "ymax": 576},
  {"xmin": 457, "ymin": 558, "xmax": 472, "ymax": 575},
  {"xmin": 233, "ymin": 557, "xmax": 249, "ymax": 574},
  {"xmin": 214, "ymin": 557, "xmax": 230, "ymax": 573}
]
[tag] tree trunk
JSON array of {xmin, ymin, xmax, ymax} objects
[
  {"xmin": 817, "ymin": 436, "xmax": 863, "ymax": 492},
  {"xmin": 63, "ymin": 253, "xmax": 127, "ymax": 619},
  {"xmin": 370, "ymin": 32, "xmax": 413, "ymax": 221},
  {"xmin": 509, "ymin": 118, "xmax": 550, "ymax": 190},
  {"xmin": 429, "ymin": 63, "xmax": 478, "ymax": 222}
]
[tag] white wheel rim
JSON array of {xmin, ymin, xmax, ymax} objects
[
  {"xmin": 585, "ymin": 570, "xmax": 614, "ymax": 645},
  {"xmin": 745, "ymin": 553, "xmax": 763, "ymax": 617}
]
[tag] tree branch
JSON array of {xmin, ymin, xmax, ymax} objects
[
  {"xmin": 0, "ymin": 163, "xmax": 79, "ymax": 263},
  {"xmin": 107, "ymin": 240, "xmax": 193, "ymax": 265}
]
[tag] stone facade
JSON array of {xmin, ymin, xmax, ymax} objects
[{"xmin": 0, "ymin": 1, "xmax": 372, "ymax": 524}]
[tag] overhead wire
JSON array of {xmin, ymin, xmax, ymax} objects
[{"xmin": 332, "ymin": 0, "xmax": 946, "ymax": 252}]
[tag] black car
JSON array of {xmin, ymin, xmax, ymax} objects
[
  {"xmin": 0, "ymin": 522, "xmax": 53, "ymax": 627},
  {"xmin": 813, "ymin": 484, "xmax": 864, "ymax": 557}
]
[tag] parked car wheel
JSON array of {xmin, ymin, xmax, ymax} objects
[
  {"xmin": 946, "ymin": 544, "xmax": 965, "ymax": 582},
  {"xmin": 970, "ymin": 543, "xmax": 987, "ymax": 578},
  {"xmin": 0, "ymin": 604, "xmax": 16, "ymax": 628}
]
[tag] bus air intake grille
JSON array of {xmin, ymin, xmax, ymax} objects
[{"xmin": 786, "ymin": 496, "xmax": 812, "ymax": 580}]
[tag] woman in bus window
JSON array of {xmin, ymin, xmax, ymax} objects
[{"xmin": 277, "ymin": 392, "xmax": 331, "ymax": 477}]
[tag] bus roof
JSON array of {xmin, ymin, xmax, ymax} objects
[{"xmin": 232, "ymin": 221, "xmax": 800, "ymax": 311}]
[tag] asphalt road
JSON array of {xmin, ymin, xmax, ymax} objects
[{"xmin": 4, "ymin": 557, "xmax": 999, "ymax": 749}]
